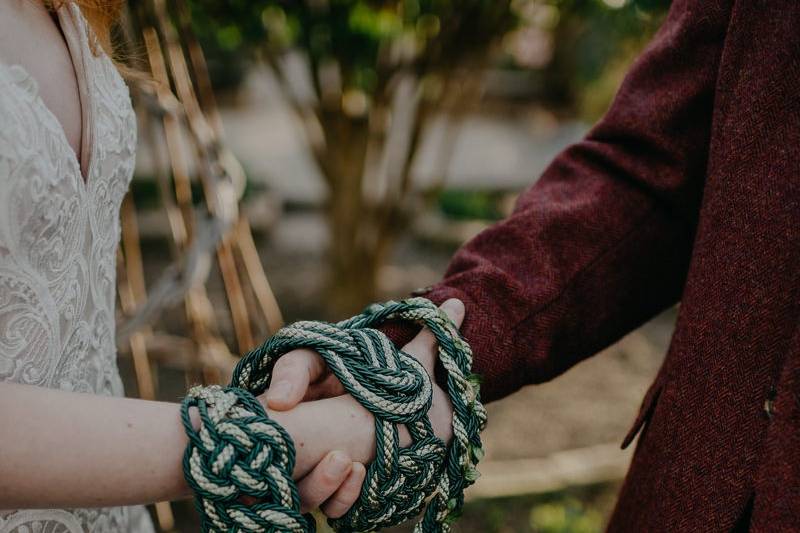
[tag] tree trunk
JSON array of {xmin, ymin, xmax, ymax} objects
[{"xmin": 321, "ymin": 111, "xmax": 378, "ymax": 316}]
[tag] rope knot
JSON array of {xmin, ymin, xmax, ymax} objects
[
  {"xmin": 181, "ymin": 385, "xmax": 312, "ymax": 532},
  {"xmin": 186, "ymin": 297, "xmax": 486, "ymax": 532}
]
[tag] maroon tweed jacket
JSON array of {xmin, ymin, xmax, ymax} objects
[{"xmin": 388, "ymin": 0, "xmax": 800, "ymax": 530}]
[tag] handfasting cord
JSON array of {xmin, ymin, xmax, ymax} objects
[
  {"xmin": 181, "ymin": 384, "xmax": 313, "ymax": 532},
  {"xmin": 183, "ymin": 297, "xmax": 487, "ymax": 532}
]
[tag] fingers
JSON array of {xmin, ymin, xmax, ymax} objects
[
  {"xmin": 297, "ymin": 451, "xmax": 353, "ymax": 513},
  {"xmin": 439, "ymin": 297, "xmax": 466, "ymax": 328},
  {"xmin": 267, "ymin": 300, "xmax": 465, "ymax": 410},
  {"xmin": 321, "ymin": 462, "xmax": 367, "ymax": 519},
  {"xmin": 403, "ymin": 298, "xmax": 465, "ymax": 374},
  {"xmin": 266, "ymin": 349, "xmax": 327, "ymax": 411},
  {"xmin": 304, "ymin": 373, "xmax": 346, "ymax": 402}
]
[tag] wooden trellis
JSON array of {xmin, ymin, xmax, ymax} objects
[{"xmin": 115, "ymin": 0, "xmax": 283, "ymax": 528}]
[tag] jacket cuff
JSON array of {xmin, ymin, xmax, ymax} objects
[{"xmin": 380, "ymin": 284, "xmax": 510, "ymax": 402}]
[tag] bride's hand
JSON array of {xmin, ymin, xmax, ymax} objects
[
  {"xmin": 254, "ymin": 299, "xmax": 462, "ymax": 519},
  {"xmin": 250, "ymin": 402, "xmax": 366, "ymax": 518},
  {"xmin": 288, "ymin": 449, "xmax": 366, "ymax": 518},
  {"xmin": 252, "ymin": 299, "xmax": 463, "ymax": 519}
]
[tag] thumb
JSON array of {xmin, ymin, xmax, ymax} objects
[
  {"xmin": 403, "ymin": 298, "xmax": 465, "ymax": 375},
  {"xmin": 440, "ymin": 297, "xmax": 466, "ymax": 329},
  {"xmin": 266, "ymin": 349, "xmax": 327, "ymax": 411}
]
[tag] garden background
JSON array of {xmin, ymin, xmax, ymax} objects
[{"xmin": 118, "ymin": 1, "xmax": 674, "ymax": 531}]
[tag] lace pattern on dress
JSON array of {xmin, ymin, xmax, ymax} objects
[{"xmin": 0, "ymin": 4, "xmax": 153, "ymax": 532}]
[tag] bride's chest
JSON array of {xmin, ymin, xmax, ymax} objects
[{"xmin": 0, "ymin": 52, "xmax": 136, "ymax": 310}]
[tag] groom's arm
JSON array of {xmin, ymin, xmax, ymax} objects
[
  {"xmin": 384, "ymin": 0, "xmax": 732, "ymax": 402},
  {"xmin": 265, "ymin": 0, "xmax": 734, "ymax": 408}
]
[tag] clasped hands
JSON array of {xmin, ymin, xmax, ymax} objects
[{"xmin": 253, "ymin": 298, "xmax": 464, "ymax": 519}]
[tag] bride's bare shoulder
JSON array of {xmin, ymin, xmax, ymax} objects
[
  {"xmin": 0, "ymin": 1, "xmax": 69, "ymax": 67},
  {"xmin": 0, "ymin": 0, "xmax": 82, "ymax": 155},
  {"xmin": 0, "ymin": 2, "xmax": 67, "ymax": 66}
]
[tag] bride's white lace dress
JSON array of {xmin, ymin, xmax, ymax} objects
[{"xmin": 0, "ymin": 4, "xmax": 155, "ymax": 532}]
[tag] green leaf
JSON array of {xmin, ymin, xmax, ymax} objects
[
  {"xmin": 464, "ymin": 466, "xmax": 482, "ymax": 482},
  {"xmin": 470, "ymin": 445, "xmax": 486, "ymax": 462}
]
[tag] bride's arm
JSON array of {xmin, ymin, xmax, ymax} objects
[{"xmin": 0, "ymin": 381, "xmax": 370, "ymax": 513}]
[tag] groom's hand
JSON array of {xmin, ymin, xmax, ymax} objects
[{"xmin": 266, "ymin": 299, "xmax": 465, "ymax": 444}]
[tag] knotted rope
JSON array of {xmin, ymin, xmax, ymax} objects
[
  {"xmin": 183, "ymin": 297, "xmax": 487, "ymax": 532},
  {"xmin": 181, "ymin": 385, "xmax": 313, "ymax": 532}
]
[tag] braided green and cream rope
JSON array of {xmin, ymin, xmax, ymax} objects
[
  {"xmin": 181, "ymin": 385, "xmax": 313, "ymax": 532},
  {"xmin": 183, "ymin": 297, "xmax": 487, "ymax": 532}
]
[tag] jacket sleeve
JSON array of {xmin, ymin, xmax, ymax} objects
[{"xmin": 384, "ymin": 0, "xmax": 733, "ymax": 402}]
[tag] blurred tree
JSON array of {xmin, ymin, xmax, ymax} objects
[
  {"xmin": 186, "ymin": 0, "xmax": 517, "ymax": 313},
  {"xmin": 499, "ymin": 0, "xmax": 670, "ymax": 119},
  {"xmin": 184, "ymin": 0, "xmax": 669, "ymax": 313}
]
